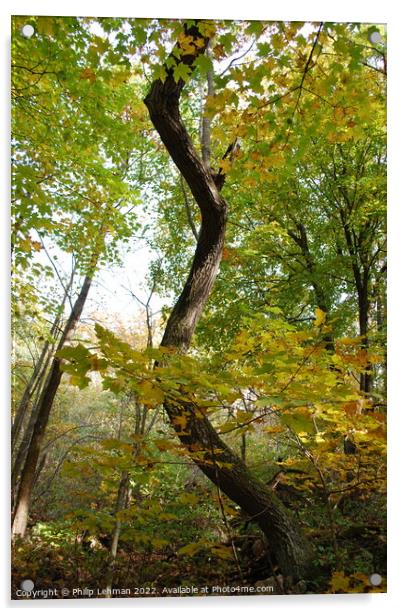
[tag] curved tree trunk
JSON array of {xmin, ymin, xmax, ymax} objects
[{"xmin": 144, "ymin": 22, "xmax": 315, "ymax": 580}]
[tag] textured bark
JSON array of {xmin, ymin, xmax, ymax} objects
[
  {"xmin": 110, "ymin": 471, "xmax": 130, "ymax": 559},
  {"xmin": 12, "ymin": 274, "xmax": 93, "ymax": 537},
  {"xmin": 12, "ymin": 318, "xmax": 66, "ymax": 498},
  {"xmin": 340, "ymin": 215, "xmax": 372, "ymax": 393},
  {"xmin": 165, "ymin": 400, "xmax": 313, "ymax": 578},
  {"xmin": 200, "ymin": 40, "xmax": 214, "ymax": 167},
  {"xmin": 12, "ymin": 269, "xmax": 76, "ymax": 494},
  {"xmin": 12, "ymin": 342, "xmax": 51, "ymax": 453},
  {"xmin": 144, "ymin": 22, "xmax": 315, "ymax": 580},
  {"xmin": 12, "ymin": 293, "xmax": 69, "ymax": 452}
]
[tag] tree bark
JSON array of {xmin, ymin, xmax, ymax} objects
[
  {"xmin": 11, "ymin": 279, "xmax": 72, "ymax": 452},
  {"xmin": 340, "ymin": 215, "xmax": 372, "ymax": 393},
  {"xmin": 200, "ymin": 40, "xmax": 214, "ymax": 168},
  {"xmin": 110, "ymin": 471, "xmax": 130, "ymax": 559},
  {"xmin": 358, "ymin": 283, "xmax": 372, "ymax": 393},
  {"xmin": 12, "ymin": 267, "xmax": 76, "ymax": 496},
  {"xmin": 144, "ymin": 22, "xmax": 315, "ymax": 580},
  {"xmin": 12, "ymin": 341, "xmax": 52, "ymax": 453},
  {"xmin": 12, "ymin": 274, "xmax": 93, "ymax": 538}
]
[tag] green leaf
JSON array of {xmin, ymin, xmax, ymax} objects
[
  {"xmin": 281, "ymin": 412, "xmax": 315, "ymax": 435},
  {"xmin": 173, "ymin": 62, "xmax": 192, "ymax": 83},
  {"xmin": 193, "ymin": 54, "xmax": 213, "ymax": 74}
]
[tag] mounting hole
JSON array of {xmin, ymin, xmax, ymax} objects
[
  {"xmin": 21, "ymin": 24, "xmax": 35, "ymax": 38},
  {"xmin": 369, "ymin": 573, "xmax": 382, "ymax": 586},
  {"xmin": 20, "ymin": 579, "xmax": 35, "ymax": 592},
  {"xmin": 368, "ymin": 31, "xmax": 382, "ymax": 45}
]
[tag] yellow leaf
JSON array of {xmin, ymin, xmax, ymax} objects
[
  {"xmin": 194, "ymin": 37, "xmax": 205, "ymax": 48},
  {"xmin": 314, "ymin": 307, "xmax": 327, "ymax": 327},
  {"xmin": 263, "ymin": 426, "xmax": 285, "ymax": 434},
  {"xmin": 198, "ymin": 21, "xmax": 216, "ymax": 38},
  {"xmin": 330, "ymin": 571, "xmax": 350, "ymax": 593},
  {"xmin": 210, "ymin": 545, "xmax": 234, "ymax": 560},
  {"xmin": 271, "ymin": 33, "xmax": 284, "ymax": 51},
  {"xmin": 172, "ymin": 414, "xmax": 188, "ymax": 430},
  {"xmin": 19, "ymin": 238, "xmax": 32, "ymax": 252},
  {"xmin": 219, "ymin": 158, "xmax": 231, "ymax": 174},
  {"xmin": 137, "ymin": 380, "xmax": 165, "ymax": 406},
  {"xmin": 339, "ymin": 337, "xmax": 361, "ymax": 345},
  {"xmin": 178, "ymin": 34, "xmax": 198, "ymax": 55},
  {"xmin": 36, "ymin": 17, "xmax": 55, "ymax": 36},
  {"xmin": 178, "ymin": 541, "xmax": 204, "ymax": 556}
]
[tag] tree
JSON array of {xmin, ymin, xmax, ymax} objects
[{"xmin": 143, "ymin": 21, "xmax": 315, "ymax": 579}]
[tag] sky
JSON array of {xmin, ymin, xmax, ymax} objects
[
  {"xmin": 88, "ymin": 241, "xmax": 169, "ymax": 328},
  {"xmin": 30, "ymin": 226, "xmax": 170, "ymax": 342}
]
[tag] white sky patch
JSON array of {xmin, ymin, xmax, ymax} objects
[{"xmin": 89, "ymin": 241, "xmax": 169, "ymax": 324}]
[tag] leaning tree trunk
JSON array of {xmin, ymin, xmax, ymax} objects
[
  {"xmin": 12, "ymin": 337, "xmax": 53, "ymax": 454},
  {"xmin": 12, "ymin": 274, "xmax": 93, "ymax": 538},
  {"xmin": 11, "ymin": 282, "xmax": 75, "ymax": 501},
  {"xmin": 144, "ymin": 22, "xmax": 315, "ymax": 580},
  {"xmin": 12, "ymin": 268, "xmax": 75, "ymax": 453}
]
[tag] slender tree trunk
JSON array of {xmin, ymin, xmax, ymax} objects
[
  {"xmin": 106, "ymin": 470, "xmax": 131, "ymax": 596},
  {"xmin": 11, "ymin": 321, "xmax": 64, "ymax": 499},
  {"xmin": 12, "ymin": 274, "xmax": 93, "ymax": 538},
  {"xmin": 11, "ymin": 281, "xmax": 72, "ymax": 452},
  {"xmin": 12, "ymin": 267, "xmax": 75, "ymax": 495},
  {"xmin": 358, "ymin": 280, "xmax": 373, "ymax": 394},
  {"xmin": 340, "ymin": 216, "xmax": 372, "ymax": 394},
  {"xmin": 107, "ymin": 401, "xmax": 160, "ymax": 593},
  {"xmin": 240, "ymin": 433, "xmax": 247, "ymax": 464},
  {"xmin": 144, "ymin": 22, "xmax": 315, "ymax": 580},
  {"xmin": 107, "ymin": 312, "xmax": 160, "ymax": 588},
  {"xmin": 12, "ymin": 341, "xmax": 51, "ymax": 452},
  {"xmin": 201, "ymin": 40, "xmax": 214, "ymax": 168},
  {"xmin": 110, "ymin": 471, "xmax": 130, "ymax": 559},
  {"xmin": 375, "ymin": 288, "xmax": 387, "ymax": 400}
]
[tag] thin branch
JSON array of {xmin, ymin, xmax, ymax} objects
[{"xmin": 219, "ymin": 38, "xmax": 258, "ymax": 77}]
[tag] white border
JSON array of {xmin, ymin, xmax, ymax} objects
[
  {"xmin": 2, "ymin": 1, "xmax": 403, "ymax": 614},
  {"xmin": 1, "ymin": 0, "xmax": 392, "ymax": 21}
]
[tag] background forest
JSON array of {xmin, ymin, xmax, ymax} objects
[{"xmin": 11, "ymin": 16, "xmax": 386, "ymax": 598}]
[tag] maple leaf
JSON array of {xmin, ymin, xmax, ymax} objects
[
  {"xmin": 314, "ymin": 307, "xmax": 327, "ymax": 327},
  {"xmin": 173, "ymin": 62, "xmax": 192, "ymax": 83}
]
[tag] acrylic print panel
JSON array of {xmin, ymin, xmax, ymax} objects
[{"xmin": 11, "ymin": 15, "xmax": 387, "ymax": 600}]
